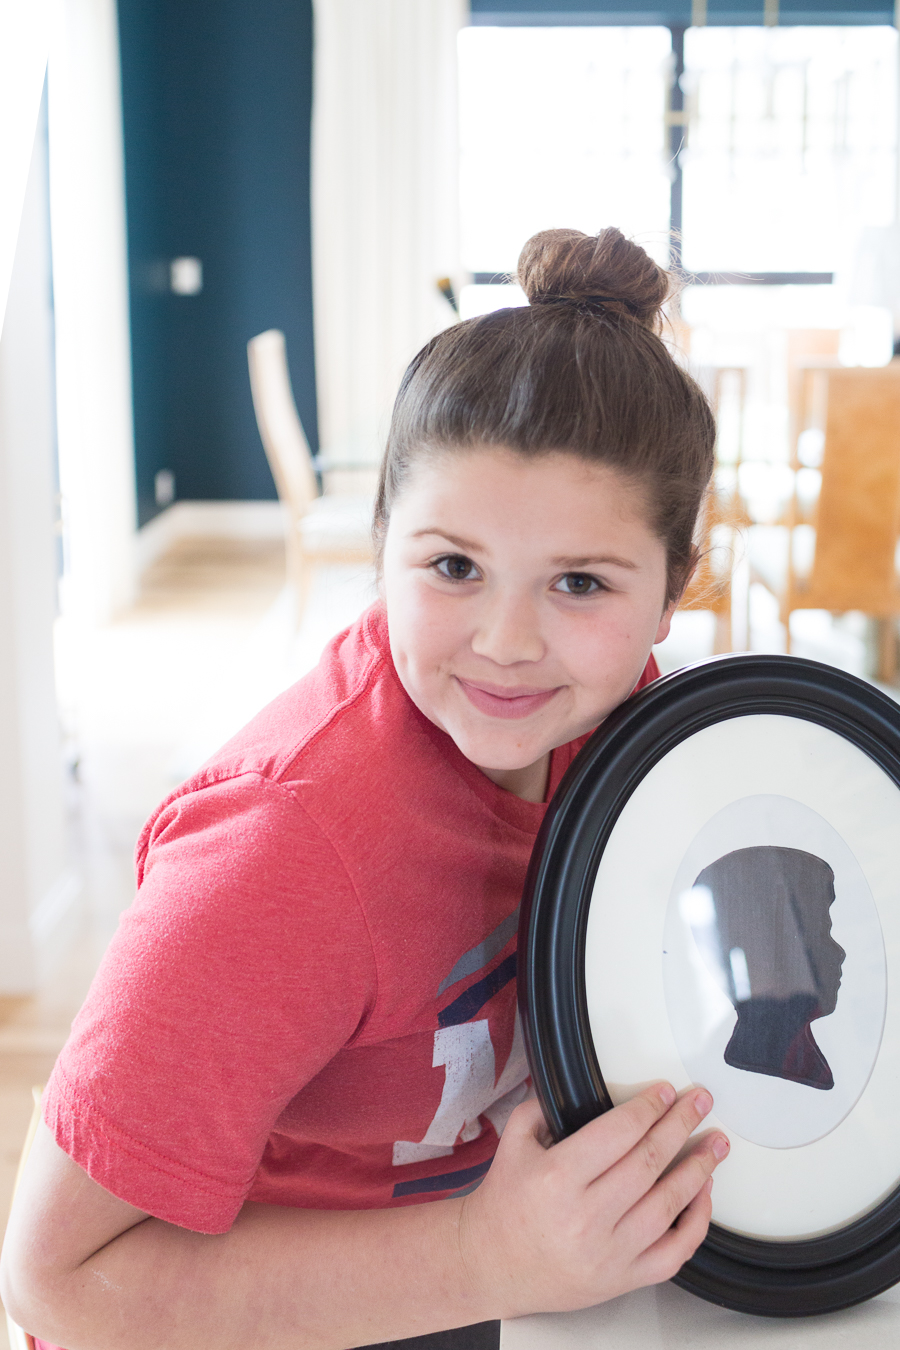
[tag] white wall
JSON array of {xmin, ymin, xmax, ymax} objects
[{"xmin": 0, "ymin": 104, "xmax": 72, "ymax": 994}]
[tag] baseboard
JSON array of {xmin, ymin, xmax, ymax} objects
[{"xmin": 136, "ymin": 501, "xmax": 287, "ymax": 575}]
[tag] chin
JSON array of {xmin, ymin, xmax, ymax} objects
[{"xmin": 451, "ymin": 727, "xmax": 548, "ymax": 773}]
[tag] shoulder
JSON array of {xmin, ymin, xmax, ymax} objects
[
  {"xmin": 198, "ymin": 602, "xmax": 391, "ymax": 784},
  {"xmin": 135, "ymin": 604, "xmax": 425, "ymax": 878}
]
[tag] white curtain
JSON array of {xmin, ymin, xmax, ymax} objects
[
  {"xmin": 312, "ymin": 0, "xmax": 467, "ymax": 467},
  {"xmin": 0, "ymin": 0, "xmax": 52, "ymax": 337}
]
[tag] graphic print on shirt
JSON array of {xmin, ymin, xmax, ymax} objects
[{"xmin": 391, "ymin": 909, "xmax": 530, "ymax": 1197}]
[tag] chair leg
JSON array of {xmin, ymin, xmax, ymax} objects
[
  {"xmin": 295, "ymin": 557, "xmax": 315, "ymax": 627},
  {"xmin": 6, "ymin": 1312, "xmax": 35, "ymax": 1350},
  {"xmin": 713, "ymin": 609, "xmax": 732, "ymax": 655},
  {"xmin": 877, "ymin": 618, "xmax": 898, "ymax": 685},
  {"xmin": 286, "ymin": 537, "xmax": 316, "ymax": 631},
  {"xmin": 7, "ymin": 1089, "xmax": 42, "ymax": 1350}
]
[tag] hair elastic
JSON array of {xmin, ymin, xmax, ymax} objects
[{"xmin": 532, "ymin": 293, "xmax": 630, "ymax": 309}]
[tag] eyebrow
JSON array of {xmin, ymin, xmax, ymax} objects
[
  {"xmin": 411, "ymin": 530, "xmax": 640, "ymax": 572},
  {"xmin": 551, "ymin": 554, "xmax": 639, "ymax": 571},
  {"xmin": 411, "ymin": 528, "xmax": 484, "ymax": 552}
]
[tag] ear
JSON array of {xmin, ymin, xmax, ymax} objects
[{"xmin": 654, "ymin": 597, "xmax": 678, "ymax": 646}]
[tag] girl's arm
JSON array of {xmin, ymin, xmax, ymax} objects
[{"xmin": 0, "ymin": 1086, "xmax": 725, "ymax": 1350}]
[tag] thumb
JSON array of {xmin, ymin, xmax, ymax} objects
[{"xmin": 502, "ymin": 1096, "xmax": 554, "ymax": 1151}]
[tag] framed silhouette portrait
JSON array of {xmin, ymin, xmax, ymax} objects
[{"xmin": 519, "ymin": 655, "xmax": 900, "ymax": 1317}]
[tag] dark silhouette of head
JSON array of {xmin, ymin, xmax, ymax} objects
[{"xmin": 689, "ymin": 846, "xmax": 845, "ymax": 1091}]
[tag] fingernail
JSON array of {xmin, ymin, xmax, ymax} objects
[
  {"xmin": 658, "ymin": 1082, "xmax": 676, "ymax": 1107},
  {"xmin": 694, "ymin": 1089, "xmax": 713, "ymax": 1117},
  {"xmin": 712, "ymin": 1134, "xmax": 730, "ymax": 1160},
  {"xmin": 704, "ymin": 1177, "xmax": 714, "ymax": 1193}
]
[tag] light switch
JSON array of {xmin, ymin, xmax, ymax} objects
[
  {"xmin": 170, "ymin": 257, "xmax": 203, "ymax": 295},
  {"xmin": 155, "ymin": 469, "xmax": 175, "ymax": 506}
]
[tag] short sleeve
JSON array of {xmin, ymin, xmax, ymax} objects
[{"xmin": 43, "ymin": 772, "xmax": 376, "ymax": 1233}]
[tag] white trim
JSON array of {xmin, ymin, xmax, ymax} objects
[
  {"xmin": 0, "ymin": 0, "xmax": 52, "ymax": 338},
  {"xmin": 49, "ymin": 0, "xmax": 138, "ymax": 624},
  {"xmin": 136, "ymin": 500, "xmax": 287, "ymax": 575},
  {"xmin": 29, "ymin": 868, "xmax": 82, "ymax": 945},
  {"xmin": 6, "ymin": 1310, "xmax": 33, "ymax": 1350}
]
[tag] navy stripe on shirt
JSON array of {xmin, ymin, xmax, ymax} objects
[
  {"xmin": 392, "ymin": 1156, "xmax": 493, "ymax": 1198},
  {"xmin": 437, "ymin": 953, "xmax": 517, "ymax": 1028}
]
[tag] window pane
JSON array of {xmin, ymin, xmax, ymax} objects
[
  {"xmin": 681, "ymin": 26, "xmax": 898, "ymax": 274},
  {"xmin": 458, "ymin": 26, "xmax": 672, "ymax": 275}
]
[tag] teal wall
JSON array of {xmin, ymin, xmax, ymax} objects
[{"xmin": 117, "ymin": 0, "xmax": 317, "ymax": 525}]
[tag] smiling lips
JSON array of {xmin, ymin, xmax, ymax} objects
[{"xmin": 456, "ymin": 677, "xmax": 561, "ymax": 720}]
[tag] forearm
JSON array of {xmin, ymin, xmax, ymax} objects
[
  {"xmin": 29, "ymin": 1197, "xmax": 489, "ymax": 1350},
  {"xmin": 5, "ymin": 1091, "xmax": 725, "ymax": 1349}
]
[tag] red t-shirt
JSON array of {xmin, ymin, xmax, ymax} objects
[{"xmin": 44, "ymin": 604, "xmax": 659, "ymax": 1234}]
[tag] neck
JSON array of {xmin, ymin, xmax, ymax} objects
[
  {"xmin": 478, "ymin": 752, "xmax": 551, "ymax": 803},
  {"xmin": 725, "ymin": 994, "xmax": 834, "ymax": 1091}
]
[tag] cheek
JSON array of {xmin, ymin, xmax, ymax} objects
[
  {"xmin": 552, "ymin": 601, "xmax": 658, "ymax": 692},
  {"xmin": 386, "ymin": 574, "xmax": 467, "ymax": 673}
]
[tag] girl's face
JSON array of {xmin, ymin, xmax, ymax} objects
[{"xmin": 381, "ymin": 447, "xmax": 675, "ymax": 800}]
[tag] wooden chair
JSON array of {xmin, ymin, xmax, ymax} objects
[
  {"xmin": 678, "ymin": 365, "xmax": 752, "ymax": 653},
  {"xmin": 753, "ymin": 363, "xmax": 900, "ymax": 681},
  {"xmin": 5, "ymin": 1086, "xmax": 42, "ymax": 1350},
  {"xmin": 785, "ymin": 329, "xmax": 840, "ymax": 468},
  {"xmin": 679, "ymin": 483, "xmax": 738, "ymax": 654},
  {"xmin": 247, "ymin": 330, "xmax": 374, "ymax": 625}
]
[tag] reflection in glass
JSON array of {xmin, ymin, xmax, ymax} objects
[{"xmin": 685, "ymin": 847, "xmax": 846, "ymax": 1091}]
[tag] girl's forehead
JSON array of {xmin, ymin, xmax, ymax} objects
[
  {"xmin": 395, "ymin": 445, "xmax": 653, "ymax": 528},
  {"xmin": 403, "ymin": 443, "xmax": 644, "ymax": 497}
]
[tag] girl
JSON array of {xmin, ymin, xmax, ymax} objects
[{"xmin": 1, "ymin": 227, "xmax": 729, "ymax": 1350}]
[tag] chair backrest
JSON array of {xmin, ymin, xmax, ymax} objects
[
  {"xmin": 679, "ymin": 486, "xmax": 731, "ymax": 617},
  {"xmin": 786, "ymin": 329, "xmax": 840, "ymax": 462},
  {"xmin": 804, "ymin": 364, "xmax": 900, "ymax": 613},
  {"xmin": 247, "ymin": 330, "xmax": 319, "ymax": 521}
]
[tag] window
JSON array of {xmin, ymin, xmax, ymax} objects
[
  {"xmin": 681, "ymin": 26, "xmax": 897, "ymax": 275},
  {"xmin": 458, "ymin": 24, "xmax": 672, "ymax": 283},
  {"xmin": 459, "ymin": 23, "xmax": 898, "ymax": 288}
]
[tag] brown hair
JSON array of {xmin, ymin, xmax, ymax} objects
[{"xmin": 375, "ymin": 227, "xmax": 716, "ymax": 604}]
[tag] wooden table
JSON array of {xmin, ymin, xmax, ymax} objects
[{"xmin": 500, "ymin": 1276, "xmax": 900, "ymax": 1349}]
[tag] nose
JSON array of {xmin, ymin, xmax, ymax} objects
[
  {"xmin": 827, "ymin": 935, "xmax": 846, "ymax": 981},
  {"xmin": 470, "ymin": 586, "xmax": 546, "ymax": 666}
]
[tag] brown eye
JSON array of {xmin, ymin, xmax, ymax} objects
[
  {"xmin": 556, "ymin": 572, "xmax": 600, "ymax": 596},
  {"xmin": 436, "ymin": 555, "xmax": 477, "ymax": 581}
]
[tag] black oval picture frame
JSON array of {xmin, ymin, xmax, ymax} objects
[{"xmin": 518, "ymin": 654, "xmax": 900, "ymax": 1318}]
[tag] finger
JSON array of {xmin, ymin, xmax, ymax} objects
[
  {"xmin": 615, "ymin": 1131, "xmax": 728, "ymax": 1254},
  {"xmin": 627, "ymin": 1180, "xmax": 714, "ymax": 1288},
  {"xmin": 548, "ymin": 1082, "xmax": 680, "ymax": 1188},
  {"xmin": 591, "ymin": 1088, "xmax": 714, "ymax": 1216}
]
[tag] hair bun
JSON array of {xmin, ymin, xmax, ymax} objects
[{"xmin": 516, "ymin": 227, "xmax": 670, "ymax": 331}]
